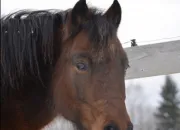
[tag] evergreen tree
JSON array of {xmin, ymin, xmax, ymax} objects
[{"xmin": 155, "ymin": 76, "xmax": 180, "ymax": 130}]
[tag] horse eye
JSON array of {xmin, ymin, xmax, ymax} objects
[
  {"xmin": 76, "ymin": 62, "xmax": 88, "ymax": 71},
  {"xmin": 104, "ymin": 123, "xmax": 119, "ymax": 130}
]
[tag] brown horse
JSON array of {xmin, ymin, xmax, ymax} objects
[{"xmin": 1, "ymin": 0, "xmax": 133, "ymax": 130}]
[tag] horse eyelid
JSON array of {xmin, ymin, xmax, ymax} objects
[{"xmin": 72, "ymin": 53, "xmax": 92, "ymax": 64}]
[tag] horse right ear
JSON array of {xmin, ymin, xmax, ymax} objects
[{"xmin": 71, "ymin": 0, "xmax": 89, "ymax": 27}]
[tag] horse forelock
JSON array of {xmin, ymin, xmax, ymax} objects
[
  {"xmin": 70, "ymin": 8, "xmax": 117, "ymax": 48},
  {"xmin": 66, "ymin": 8, "xmax": 118, "ymax": 63}
]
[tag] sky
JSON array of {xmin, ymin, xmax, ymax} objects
[{"xmin": 1, "ymin": 0, "xmax": 180, "ymax": 107}]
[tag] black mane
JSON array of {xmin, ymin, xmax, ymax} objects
[{"xmin": 1, "ymin": 9, "xmax": 67, "ymax": 99}]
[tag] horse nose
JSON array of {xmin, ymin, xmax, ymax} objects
[{"xmin": 104, "ymin": 122, "xmax": 119, "ymax": 130}]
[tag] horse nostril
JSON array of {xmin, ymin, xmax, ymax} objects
[
  {"xmin": 104, "ymin": 122, "xmax": 119, "ymax": 130},
  {"xmin": 127, "ymin": 122, "xmax": 133, "ymax": 130}
]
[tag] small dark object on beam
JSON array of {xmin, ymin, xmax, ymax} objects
[{"xmin": 131, "ymin": 39, "xmax": 138, "ymax": 47}]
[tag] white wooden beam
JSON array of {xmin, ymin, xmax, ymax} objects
[{"xmin": 125, "ymin": 40, "xmax": 180, "ymax": 80}]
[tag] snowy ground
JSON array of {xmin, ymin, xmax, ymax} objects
[{"xmin": 42, "ymin": 116, "xmax": 75, "ymax": 130}]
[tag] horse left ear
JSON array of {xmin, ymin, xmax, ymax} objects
[
  {"xmin": 104, "ymin": 0, "xmax": 122, "ymax": 28},
  {"xmin": 62, "ymin": 0, "xmax": 88, "ymax": 41},
  {"xmin": 71, "ymin": 0, "xmax": 88, "ymax": 27}
]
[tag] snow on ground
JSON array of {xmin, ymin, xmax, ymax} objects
[{"xmin": 42, "ymin": 116, "xmax": 75, "ymax": 130}]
